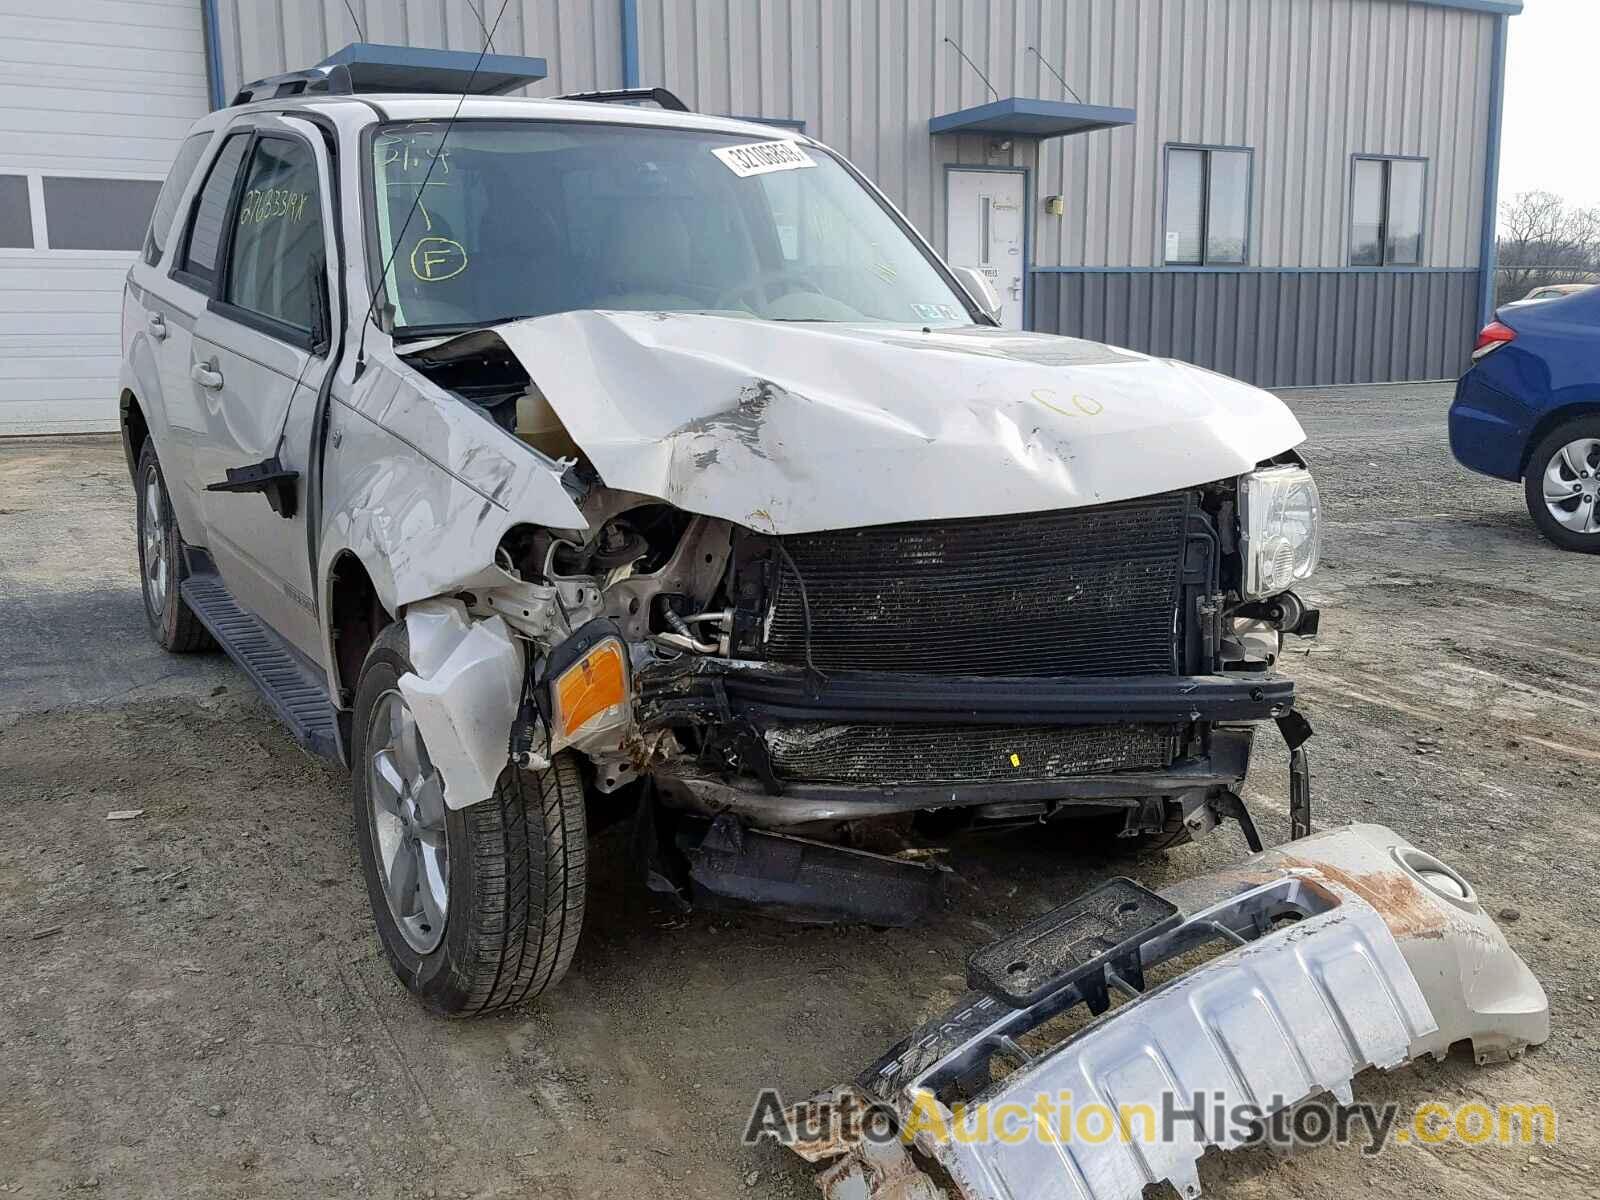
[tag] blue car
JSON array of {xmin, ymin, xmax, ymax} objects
[{"xmin": 1450, "ymin": 286, "xmax": 1600, "ymax": 552}]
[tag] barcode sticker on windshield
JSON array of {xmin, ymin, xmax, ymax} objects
[{"xmin": 712, "ymin": 140, "xmax": 816, "ymax": 178}]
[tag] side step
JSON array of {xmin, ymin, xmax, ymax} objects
[{"xmin": 180, "ymin": 573, "xmax": 341, "ymax": 761}]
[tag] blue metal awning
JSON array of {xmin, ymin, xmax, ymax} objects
[{"xmin": 929, "ymin": 98, "xmax": 1134, "ymax": 139}]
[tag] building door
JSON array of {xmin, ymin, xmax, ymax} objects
[
  {"xmin": 0, "ymin": 1, "xmax": 212, "ymax": 434},
  {"xmin": 946, "ymin": 169, "xmax": 1026, "ymax": 330}
]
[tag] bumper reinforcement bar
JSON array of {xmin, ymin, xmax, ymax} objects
[{"xmin": 639, "ymin": 660, "xmax": 1296, "ymax": 726}]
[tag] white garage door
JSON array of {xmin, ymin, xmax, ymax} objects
[{"xmin": 0, "ymin": 0, "xmax": 212, "ymax": 435}]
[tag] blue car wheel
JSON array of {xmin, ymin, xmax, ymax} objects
[{"xmin": 1523, "ymin": 415, "xmax": 1600, "ymax": 553}]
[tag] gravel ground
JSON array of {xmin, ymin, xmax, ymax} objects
[{"xmin": 1, "ymin": 383, "xmax": 1595, "ymax": 1198}]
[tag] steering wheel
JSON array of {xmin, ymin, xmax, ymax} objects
[{"xmin": 712, "ymin": 269, "xmax": 827, "ymax": 315}]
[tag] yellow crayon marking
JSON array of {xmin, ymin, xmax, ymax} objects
[
  {"xmin": 410, "ymin": 236, "xmax": 467, "ymax": 282},
  {"xmin": 1032, "ymin": 388, "xmax": 1104, "ymax": 417}
]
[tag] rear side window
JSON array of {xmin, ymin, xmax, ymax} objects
[
  {"xmin": 177, "ymin": 133, "xmax": 250, "ymax": 287},
  {"xmin": 224, "ymin": 137, "xmax": 324, "ymax": 334},
  {"xmin": 144, "ymin": 133, "xmax": 213, "ymax": 265}
]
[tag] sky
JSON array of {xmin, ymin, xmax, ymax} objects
[{"xmin": 1497, "ymin": 1, "xmax": 1600, "ymax": 210}]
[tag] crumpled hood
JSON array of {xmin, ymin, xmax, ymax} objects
[{"xmin": 494, "ymin": 311, "xmax": 1305, "ymax": 534}]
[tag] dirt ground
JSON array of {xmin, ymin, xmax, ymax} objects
[{"xmin": 1, "ymin": 383, "xmax": 1596, "ymax": 1199}]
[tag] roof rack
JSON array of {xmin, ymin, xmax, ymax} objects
[
  {"xmin": 231, "ymin": 42, "xmax": 548, "ymax": 107},
  {"xmin": 553, "ymin": 87, "xmax": 691, "ymax": 113}
]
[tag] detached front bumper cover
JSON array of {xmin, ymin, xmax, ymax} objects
[{"xmin": 777, "ymin": 824, "xmax": 1549, "ymax": 1200}]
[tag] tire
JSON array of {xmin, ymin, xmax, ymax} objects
[
  {"xmin": 1523, "ymin": 417, "xmax": 1600, "ymax": 553},
  {"xmin": 134, "ymin": 441, "xmax": 214, "ymax": 652},
  {"xmin": 351, "ymin": 622, "xmax": 587, "ymax": 1016}
]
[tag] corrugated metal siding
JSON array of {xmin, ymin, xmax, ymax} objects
[
  {"xmin": 1027, "ymin": 0, "xmax": 1493, "ymax": 269},
  {"xmin": 1033, "ymin": 268, "xmax": 1479, "ymax": 386},
  {"xmin": 210, "ymin": 0, "xmax": 624, "ymax": 103},
  {"xmin": 126, "ymin": 0, "xmax": 1505, "ymax": 403},
  {"xmin": 206, "ymin": 0, "xmax": 1497, "ymax": 273},
  {"xmin": 0, "ymin": 0, "xmax": 211, "ymax": 434},
  {"xmin": 636, "ymin": 0, "xmax": 1038, "ymax": 257},
  {"xmin": 636, "ymin": 0, "xmax": 1494, "ymax": 271}
]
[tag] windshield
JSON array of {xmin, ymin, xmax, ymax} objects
[{"xmin": 368, "ymin": 119, "xmax": 975, "ymax": 333}]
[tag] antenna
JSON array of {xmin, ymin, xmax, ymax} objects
[
  {"xmin": 1026, "ymin": 46, "xmax": 1084, "ymax": 104},
  {"xmin": 353, "ymin": 0, "xmax": 512, "ymax": 376},
  {"xmin": 465, "ymin": 0, "xmax": 495, "ymax": 52},
  {"xmin": 943, "ymin": 37, "xmax": 998, "ymax": 104},
  {"xmin": 338, "ymin": 0, "xmax": 366, "ymax": 42}
]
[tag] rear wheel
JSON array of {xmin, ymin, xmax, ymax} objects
[
  {"xmin": 352, "ymin": 623, "xmax": 587, "ymax": 1016},
  {"xmin": 1524, "ymin": 417, "xmax": 1600, "ymax": 553},
  {"xmin": 133, "ymin": 442, "xmax": 213, "ymax": 652}
]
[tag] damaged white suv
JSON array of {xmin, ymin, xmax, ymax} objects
[{"xmin": 120, "ymin": 55, "xmax": 1321, "ymax": 1015}]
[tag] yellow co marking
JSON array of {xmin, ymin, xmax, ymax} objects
[
  {"xmin": 1032, "ymin": 388, "xmax": 1104, "ymax": 417},
  {"xmin": 410, "ymin": 236, "xmax": 468, "ymax": 282}
]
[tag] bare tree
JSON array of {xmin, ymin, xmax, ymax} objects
[{"xmin": 1496, "ymin": 190, "xmax": 1600, "ymax": 305}]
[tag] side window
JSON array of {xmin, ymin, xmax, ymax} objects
[
  {"xmin": 144, "ymin": 132, "xmax": 214, "ymax": 266},
  {"xmin": 224, "ymin": 137, "xmax": 325, "ymax": 334},
  {"xmin": 178, "ymin": 133, "xmax": 250, "ymax": 286}
]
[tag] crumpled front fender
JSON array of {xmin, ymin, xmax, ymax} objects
[
  {"xmin": 398, "ymin": 600, "xmax": 524, "ymax": 810},
  {"xmin": 778, "ymin": 824, "xmax": 1549, "ymax": 1200}
]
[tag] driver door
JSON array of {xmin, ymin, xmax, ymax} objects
[{"xmin": 187, "ymin": 117, "xmax": 335, "ymax": 662}]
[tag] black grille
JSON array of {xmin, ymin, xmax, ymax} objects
[
  {"xmin": 762, "ymin": 494, "xmax": 1189, "ymax": 676},
  {"xmin": 765, "ymin": 723, "xmax": 1178, "ymax": 785}
]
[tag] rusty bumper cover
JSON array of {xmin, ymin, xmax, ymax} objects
[{"xmin": 775, "ymin": 824, "xmax": 1549, "ymax": 1200}]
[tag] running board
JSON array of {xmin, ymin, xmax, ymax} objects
[{"xmin": 179, "ymin": 573, "xmax": 340, "ymax": 761}]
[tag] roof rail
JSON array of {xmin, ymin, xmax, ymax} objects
[
  {"xmin": 232, "ymin": 66, "xmax": 343, "ymax": 107},
  {"xmin": 231, "ymin": 42, "xmax": 548, "ymax": 107},
  {"xmin": 554, "ymin": 87, "xmax": 691, "ymax": 113}
]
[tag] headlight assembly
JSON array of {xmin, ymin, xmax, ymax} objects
[{"xmin": 1238, "ymin": 465, "xmax": 1321, "ymax": 598}]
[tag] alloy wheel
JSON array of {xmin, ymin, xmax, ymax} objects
[
  {"xmin": 140, "ymin": 472, "xmax": 169, "ymax": 614},
  {"xmin": 367, "ymin": 691, "xmax": 450, "ymax": 954},
  {"xmin": 1540, "ymin": 437, "xmax": 1600, "ymax": 534}
]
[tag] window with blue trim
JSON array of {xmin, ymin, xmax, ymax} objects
[{"xmin": 1165, "ymin": 146, "xmax": 1250, "ymax": 265}]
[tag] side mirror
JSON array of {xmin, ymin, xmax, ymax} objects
[
  {"xmin": 308, "ymin": 253, "xmax": 331, "ymax": 355},
  {"xmin": 952, "ymin": 265, "xmax": 1002, "ymax": 324}
]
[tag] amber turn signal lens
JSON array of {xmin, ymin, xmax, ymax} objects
[{"xmin": 551, "ymin": 638, "xmax": 628, "ymax": 739}]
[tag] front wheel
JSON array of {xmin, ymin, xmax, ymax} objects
[
  {"xmin": 1523, "ymin": 418, "xmax": 1600, "ymax": 553},
  {"xmin": 352, "ymin": 623, "xmax": 587, "ymax": 1016}
]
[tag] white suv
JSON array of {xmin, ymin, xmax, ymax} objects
[{"xmin": 121, "ymin": 50, "xmax": 1320, "ymax": 1015}]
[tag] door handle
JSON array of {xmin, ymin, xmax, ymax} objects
[
  {"xmin": 147, "ymin": 313, "xmax": 167, "ymax": 341},
  {"xmin": 190, "ymin": 362, "xmax": 224, "ymax": 391}
]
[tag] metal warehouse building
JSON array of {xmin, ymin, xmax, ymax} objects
[{"xmin": 1, "ymin": 0, "xmax": 1517, "ymax": 433}]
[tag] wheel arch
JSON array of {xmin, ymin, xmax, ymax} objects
[
  {"xmin": 327, "ymin": 550, "xmax": 392, "ymax": 707},
  {"xmin": 1519, "ymin": 401, "xmax": 1600, "ymax": 477},
  {"xmin": 120, "ymin": 389, "xmax": 149, "ymax": 482}
]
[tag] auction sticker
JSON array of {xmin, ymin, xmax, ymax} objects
[{"xmin": 713, "ymin": 140, "xmax": 816, "ymax": 178}]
